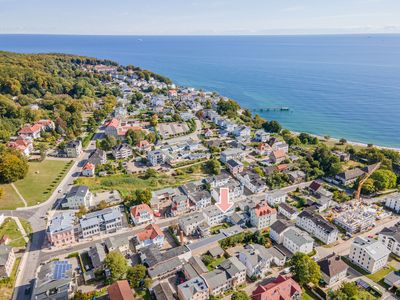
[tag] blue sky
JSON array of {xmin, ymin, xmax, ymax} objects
[{"xmin": 1, "ymin": 0, "xmax": 400, "ymax": 35}]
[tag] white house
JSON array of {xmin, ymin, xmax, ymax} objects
[
  {"xmin": 282, "ymin": 227, "xmax": 314, "ymax": 254},
  {"xmin": 265, "ymin": 190, "xmax": 287, "ymax": 207},
  {"xmin": 130, "ymin": 203, "xmax": 154, "ymax": 225},
  {"xmin": 62, "ymin": 186, "xmax": 92, "ymax": 209},
  {"xmin": 318, "ymin": 254, "xmax": 348, "ymax": 287},
  {"xmin": 385, "ymin": 193, "xmax": 400, "ymax": 213},
  {"xmin": 250, "ymin": 201, "xmax": 277, "ymax": 230},
  {"xmin": 296, "ymin": 210, "xmax": 338, "ymax": 245},
  {"xmin": 378, "ymin": 225, "xmax": 400, "ymax": 256},
  {"xmin": 269, "ymin": 219, "xmax": 293, "ymax": 244},
  {"xmin": 278, "ymin": 203, "xmax": 299, "ymax": 220}
]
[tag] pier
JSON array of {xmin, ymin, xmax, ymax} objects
[{"xmin": 251, "ymin": 107, "xmax": 290, "ymax": 112}]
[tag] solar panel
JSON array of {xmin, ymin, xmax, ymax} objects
[{"xmin": 53, "ymin": 261, "xmax": 72, "ymax": 280}]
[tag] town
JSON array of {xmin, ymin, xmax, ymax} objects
[{"xmin": 1, "ymin": 57, "xmax": 400, "ymax": 300}]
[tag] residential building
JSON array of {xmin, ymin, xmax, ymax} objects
[
  {"xmin": 296, "ymin": 210, "xmax": 338, "ymax": 244},
  {"xmin": 226, "ymin": 159, "xmax": 244, "ymax": 176},
  {"xmin": 130, "ymin": 203, "xmax": 154, "ymax": 225},
  {"xmin": 220, "ymin": 148, "xmax": 244, "ymax": 163},
  {"xmin": 252, "ymin": 275, "xmax": 302, "ymax": 300},
  {"xmin": 378, "ymin": 225, "xmax": 400, "ymax": 256},
  {"xmin": 62, "ymin": 185, "xmax": 92, "ymax": 209},
  {"xmin": 211, "ymin": 179, "xmax": 244, "ymax": 202},
  {"xmin": 234, "ymin": 126, "xmax": 251, "ymax": 138},
  {"xmin": 32, "ymin": 260, "xmax": 74, "ymax": 300},
  {"xmin": 148, "ymin": 150, "xmax": 165, "ymax": 166},
  {"xmin": 203, "ymin": 205, "xmax": 234, "ymax": 227},
  {"xmin": 137, "ymin": 140, "xmax": 151, "ymax": 152},
  {"xmin": 269, "ymin": 219, "xmax": 294, "ymax": 244},
  {"xmin": 177, "ymin": 276, "xmax": 209, "ymax": 300},
  {"xmin": 255, "ymin": 143, "xmax": 272, "ymax": 156},
  {"xmin": 107, "ymin": 280, "xmax": 135, "ymax": 300},
  {"xmin": 278, "ymin": 203, "xmax": 299, "ymax": 220},
  {"xmin": 134, "ymin": 223, "xmax": 165, "ymax": 250},
  {"xmin": 7, "ymin": 137, "xmax": 33, "ymax": 156},
  {"xmin": 153, "ymin": 282, "xmax": 175, "ymax": 300},
  {"xmin": 203, "ymin": 173, "xmax": 230, "ymax": 189},
  {"xmin": 88, "ymin": 243, "xmax": 107, "ymax": 269},
  {"xmin": 384, "ymin": 271, "xmax": 400, "ymax": 289},
  {"xmin": 202, "ymin": 257, "xmax": 246, "ymax": 296},
  {"xmin": 112, "ymin": 143, "xmax": 133, "ymax": 160},
  {"xmin": 349, "ymin": 237, "xmax": 390, "ymax": 273},
  {"xmin": 80, "ymin": 206, "xmax": 123, "ymax": 238},
  {"xmin": 250, "ymin": 201, "xmax": 277, "ymax": 230},
  {"xmin": 189, "ymin": 190, "xmax": 212, "ymax": 210},
  {"xmin": 282, "ymin": 227, "xmax": 314, "ymax": 254},
  {"xmin": 82, "ymin": 162, "xmax": 95, "ymax": 177},
  {"xmin": 47, "ymin": 211, "xmax": 76, "ymax": 247},
  {"xmin": 88, "ymin": 149, "xmax": 107, "ymax": 166},
  {"xmin": 308, "ymin": 181, "xmax": 333, "ymax": 199},
  {"xmin": 105, "ymin": 235, "xmax": 131, "ymax": 255},
  {"xmin": 265, "ymin": 190, "xmax": 287, "ymax": 207},
  {"xmin": 236, "ymin": 171, "xmax": 266, "ymax": 194},
  {"xmin": 385, "ymin": 193, "xmax": 400, "ymax": 213},
  {"xmin": 335, "ymin": 168, "xmax": 365, "ymax": 185},
  {"xmin": 179, "ymin": 212, "xmax": 208, "ymax": 236},
  {"xmin": 254, "ymin": 130, "xmax": 270, "ymax": 142},
  {"xmin": 171, "ymin": 194, "xmax": 190, "ymax": 216},
  {"xmin": 287, "ymin": 170, "xmax": 306, "ymax": 183},
  {"xmin": 65, "ymin": 140, "xmax": 82, "ymax": 158},
  {"xmin": 0, "ymin": 245, "xmax": 15, "ymax": 277},
  {"xmin": 270, "ymin": 149, "xmax": 286, "ymax": 164},
  {"xmin": 318, "ymin": 254, "xmax": 348, "ymax": 287}
]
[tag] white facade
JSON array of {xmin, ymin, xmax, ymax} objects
[
  {"xmin": 266, "ymin": 191, "xmax": 287, "ymax": 207},
  {"xmin": 296, "ymin": 211, "xmax": 338, "ymax": 244},
  {"xmin": 385, "ymin": 194, "xmax": 400, "ymax": 213},
  {"xmin": 282, "ymin": 228, "xmax": 314, "ymax": 254}
]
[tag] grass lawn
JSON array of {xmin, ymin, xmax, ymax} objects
[
  {"xmin": 0, "ymin": 218, "xmax": 27, "ymax": 247},
  {"xmin": 210, "ymin": 223, "xmax": 230, "ymax": 234},
  {"xmin": 19, "ymin": 218, "xmax": 32, "ymax": 237},
  {"xmin": 206, "ymin": 257, "xmax": 225, "ymax": 271},
  {"xmin": 366, "ymin": 264, "xmax": 395, "ymax": 284},
  {"xmin": 0, "ymin": 184, "xmax": 25, "ymax": 210},
  {"xmin": 76, "ymin": 171, "xmax": 207, "ymax": 199},
  {"xmin": 0, "ymin": 257, "xmax": 21, "ymax": 300},
  {"xmin": 302, "ymin": 290, "xmax": 317, "ymax": 300},
  {"xmin": 14, "ymin": 159, "xmax": 73, "ymax": 206}
]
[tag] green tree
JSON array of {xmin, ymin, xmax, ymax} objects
[
  {"xmin": 135, "ymin": 189, "xmax": 152, "ymax": 205},
  {"xmin": 263, "ymin": 120, "xmax": 282, "ymax": 133},
  {"xmin": 127, "ymin": 264, "xmax": 148, "ymax": 289},
  {"xmin": 0, "ymin": 150, "xmax": 28, "ymax": 183},
  {"xmin": 231, "ymin": 291, "xmax": 250, "ymax": 300},
  {"xmin": 371, "ymin": 169, "xmax": 397, "ymax": 191},
  {"xmin": 331, "ymin": 282, "xmax": 362, "ymax": 300},
  {"xmin": 150, "ymin": 114, "xmax": 158, "ymax": 127},
  {"xmin": 289, "ymin": 252, "xmax": 321, "ymax": 286},
  {"xmin": 104, "ymin": 251, "xmax": 129, "ymax": 283},
  {"xmin": 206, "ymin": 159, "xmax": 221, "ymax": 175},
  {"xmin": 126, "ymin": 129, "xmax": 146, "ymax": 146},
  {"xmin": 361, "ymin": 178, "xmax": 376, "ymax": 195}
]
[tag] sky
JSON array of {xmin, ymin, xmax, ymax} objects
[{"xmin": 1, "ymin": 0, "xmax": 400, "ymax": 35}]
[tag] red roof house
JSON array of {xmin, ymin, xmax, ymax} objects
[
  {"xmin": 252, "ymin": 276, "xmax": 302, "ymax": 300},
  {"xmin": 108, "ymin": 280, "xmax": 135, "ymax": 300}
]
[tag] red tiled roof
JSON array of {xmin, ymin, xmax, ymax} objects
[
  {"xmin": 130, "ymin": 204, "xmax": 153, "ymax": 218},
  {"xmin": 83, "ymin": 163, "xmax": 95, "ymax": 170},
  {"xmin": 136, "ymin": 223, "xmax": 164, "ymax": 242},
  {"xmin": 272, "ymin": 149, "xmax": 286, "ymax": 159},
  {"xmin": 108, "ymin": 280, "xmax": 135, "ymax": 300},
  {"xmin": 252, "ymin": 276, "xmax": 302, "ymax": 300},
  {"xmin": 276, "ymin": 164, "xmax": 289, "ymax": 171},
  {"xmin": 138, "ymin": 140, "xmax": 150, "ymax": 148},
  {"xmin": 254, "ymin": 203, "xmax": 277, "ymax": 217},
  {"xmin": 107, "ymin": 118, "xmax": 120, "ymax": 129}
]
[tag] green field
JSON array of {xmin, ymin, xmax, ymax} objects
[
  {"xmin": 76, "ymin": 171, "xmax": 207, "ymax": 198},
  {"xmin": 366, "ymin": 264, "xmax": 396, "ymax": 284},
  {"xmin": 14, "ymin": 159, "xmax": 73, "ymax": 206},
  {"xmin": 0, "ymin": 218, "xmax": 27, "ymax": 247},
  {"xmin": 0, "ymin": 184, "xmax": 25, "ymax": 210}
]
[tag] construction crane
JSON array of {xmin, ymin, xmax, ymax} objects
[{"xmin": 355, "ymin": 162, "xmax": 381, "ymax": 201}]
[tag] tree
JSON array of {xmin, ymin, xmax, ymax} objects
[
  {"xmin": 231, "ymin": 291, "xmax": 250, "ymax": 300},
  {"xmin": 331, "ymin": 282, "xmax": 362, "ymax": 300},
  {"xmin": 361, "ymin": 178, "xmax": 376, "ymax": 195},
  {"xmin": 76, "ymin": 205, "xmax": 88, "ymax": 218},
  {"xmin": 104, "ymin": 251, "xmax": 129, "ymax": 283},
  {"xmin": 150, "ymin": 114, "xmax": 158, "ymax": 127},
  {"xmin": 263, "ymin": 120, "xmax": 282, "ymax": 133},
  {"xmin": 127, "ymin": 264, "xmax": 148, "ymax": 289},
  {"xmin": 98, "ymin": 200, "xmax": 108, "ymax": 210},
  {"xmin": 100, "ymin": 135, "xmax": 117, "ymax": 151},
  {"xmin": 0, "ymin": 150, "xmax": 28, "ymax": 183},
  {"xmin": 135, "ymin": 189, "xmax": 152, "ymax": 205},
  {"xmin": 126, "ymin": 129, "xmax": 146, "ymax": 146},
  {"xmin": 206, "ymin": 159, "xmax": 221, "ymax": 175},
  {"xmin": 339, "ymin": 138, "xmax": 347, "ymax": 145},
  {"xmin": 289, "ymin": 252, "xmax": 321, "ymax": 286},
  {"xmin": 146, "ymin": 132, "xmax": 156, "ymax": 144},
  {"xmin": 143, "ymin": 168, "xmax": 157, "ymax": 179},
  {"xmin": 371, "ymin": 169, "xmax": 397, "ymax": 191},
  {"xmin": 312, "ymin": 146, "xmax": 342, "ymax": 176}
]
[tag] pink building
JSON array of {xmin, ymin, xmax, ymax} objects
[{"xmin": 47, "ymin": 212, "xmax": 76, "ymax": 247}]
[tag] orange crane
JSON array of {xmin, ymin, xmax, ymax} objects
[{"xmin": 355, "ymin": 162, "xmax": 381, "ymax": 201}]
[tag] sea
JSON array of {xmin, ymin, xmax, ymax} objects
[{"xmin": 1, "ymin": 34, "xmax": 400, "ymax": 148}]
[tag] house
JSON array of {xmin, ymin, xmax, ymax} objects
[
  {"xmin": 254, "ymin": 130, "xmax": 270, "ymax": 143},
  {"xmin": 82, "ymin": 162, "xmax": 95, "ymax": 177},
  {"xmin": 189, "ymin": 190, "xmax": 212, "ymax": 210},
  {"xmin": 269, "ymin": 219, "xmax": 294, "ymax": 244},
  {"xmin": 282, "ymin": 227, "xmax": 314, "ymax": 254},
  {"xmin": 318, "ymin": 254, "xmax": 348, "ymax": 287},
  {"xmin": 32, "ymin": 260, "xmax": 74, "ymax": 300},
  {"xmin": 202, "ymin": 257, "xmax": 246, "ymax": 296},
  {"xmin": 18, "ymin": 123, "xmax": 42, "ymax": 139},
  {"xmin": 252, "ymin": 275, "xmax": 302, "ymax": 300},
  {"xmin": 236, "ymin": 171, "xmax": 266, "ymax": 194},
  {"xmin": 265, "ymin": 191, "xmax": 287, "ymax": 207},
  {"xmin": 349, "ymin": 237, "xmax": 390, "ymax": 273},
  {"xmin": 384, "ymin": 271, "xmax": 400, "ymax": 289},
  {"xmin": 234, "ymin": 126, "xmax": 251, "ymax": 138},
  {"xmin": 112, "ymin": 143, "xmax": 133, "ymax": 160},
  {"xmin": 134, "ymin": 224, "xmax": 165, "ymax": 250},
  {"xmin": 256, "ymin": 143, "xmax": 272, "ymax": 156},
  {"xmin": 296, "ymin": 210, "xmax": 338, "ymax": 245},
  {"xmin": 384, "ymin": 193, "xmax": 400, "ymax": 213},
  {"xmin": 107, "ymin": 280, "xmax": 135, "ymax": 300},
  {"xmin": 147, "ymin": 150, "xmax": 165, "ymax": 166},
  {"xmin": 137, "ymin": 140, "xmax": 151, "ymax": 152},
  {"xmin": 278, "ymin": 202, "xmax": 299, "ymax": 220},
  {"xmin": 88, "ymin": 243, "xmax": 107, "ymax": 269},
  {"xmin": 220, "ymin": 148, "xmax": 244, "ymax": 163},
  {"xmin": 80, "ymin": 206, "xmax": 123, "ymax": 238},
  {"xmin": 203, "ymin": 174, "xmax": 230, "ymax": 189},
  {"xmin": 179, "ymin": 212, "xmax": 208, "ymax": 236},
  {"xmin": 88, "ymin": 149, "xmax": 107, "ymax": 166},
  {"xmin": 226, "ymin": 159, "xmax": 244, "ymax": 176},
  {"xmin": 211, "ymin": 179, "xmax": 243, "ymax": 202},
  {"xmin": 65, "ymin": 140, "xmax": 82, "ymax": 158},
  {"xmin": 238, "ymin": 244, "xmax": 286, "ymax": 278},
  {"xmin": 287, "ymin": 170, "xmax": 306, "ymax": 183},
  {"xmin": 130, "ymin": 203, "xmax": 154, "ymax": 225},
  {"xmin": 177, "ymin": 276, "xmax": 209, "ymax": 300},
  {"xmin": 153, "ymin": 282, "xmax": 175, "ymax": 300},
  {"xmin": 171, "ymin": 194, "xmax": 190, "ymax": 216},
  {"xmin": 250, "ymin": 201, "xmax": 277, "ymax": 230},
  {"xmin": 308, "ymin": 181, "xmax": 333, "ymax": 199},
  {"xmin": 203, "ymin": 205, "xmax": 234, "ymax": 227},
  {"xmin": 105, "ymin": 235, "xmax": 131, "ymax": 255},
  {"xmin": 7, "ymin": 137, "xmax": 33, "ymax": 156},
  {"xmin": 270, "ymin": 141, "xmax": 289, "ymax": 153},
  {"xmin": 333, "ymin": 150, "xmax": 351, "ymax": 162},
  {"xmin": 63, "ymin": 185, "xmax": 92, "ymax": 209},
  {"xmin": 47, "ymin": 211, "xmax": 76, "ymax": 247},
  {"xmin": 378, "ymin": 225, "xmax": 400, "ymax": 256},
  {"xmin": 335, "ymin": 168, "xmax": 365, "ymax": 185},
  {"xmin": 0, "ymin": 245, "xmax": 15, "ymax": 277},
  {"xmin": 270, "ymin": 150, "xmax": 286, "ymax": 164}
]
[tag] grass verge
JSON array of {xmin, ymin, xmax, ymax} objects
[{"xmin": 0, "ymin": 218, "xmax": 27, "ymax": 247}]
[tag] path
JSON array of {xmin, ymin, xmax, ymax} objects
[
  {"xmin": 11, "ymin": 183, "xmax": 27, "ymax": 207},
  {"xmin": 11, "ymin": 217, "xmax": 29, "ymax": 243}
]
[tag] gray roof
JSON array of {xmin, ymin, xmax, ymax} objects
[
  {"xmin": 202, "ymin": 269, "xmax": 230, "ymax": 290},
  {"xmin": 187, "ymin": 233, "xmax": 225, "ymax": 251},
  {"xmin": 66, "ymin": 185, "xmax": 89, "ymax": 199},
  {"xmin": 283, "ymin": 228, "xmax": 314, "ymax": 247},
  {"xmin": 0, "ymin": 245, "xmax": 12, "ymax": 265},
  {"xmin": 219, "ymin": 256, "xmax": 246, "ymax": 278},
  {"xmin": 177, "ymin": 277, "xmax": 208, "ymax": 300},
  {"xmin": 352, "ymin": 237, "xmax": 391, "ymax": 260},
  {"xmin": 80, "ymin": 206, "xmax": 121, "ymax": 229},
  {"xmin": 298, "ymin": 210, "xmax": 338, "ymax": 234},
  {"xmin": 140, "ymin": 244, "xmax": 190, "ymax": 267},
  {"xmin": 147, "ymin": 257, "xmax": 183, "ymax": 279},
  {"xmin": 88, "ymin": 243, "xmax": 106, "ymax": 268},
  {"xmin": 270, "ymin": 219, "xmax": 293, "ymax": 234},
  {"xmin": 189, "ymin": 256, "xmax": 208, "ymax": 275},
  {"xmin": 379, "ymin": 225, "xmax": 400, "ymax": 243},
  {"xmin": 278, "ymin": 202, "xmax": 298, "ymax": 215},
  {"xmin": 47, "ymin": 212, "xmax": 75, "ymax": 234},
  {"xmin": 104, "ymin": 235, "xmax": 130, "ymax": 251},
  {"xmin": 209, "ymin": 246, "xmax": 224, "ymax": 257},
  {"xmin": 153, "ymin": 282, "xmax": 175, "ymax": 300},
  {"xmin": 179, "ymin": 212, "xmax": 205, "ymax": 228}
]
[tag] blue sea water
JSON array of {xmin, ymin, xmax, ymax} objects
[{"xmin": 1, "ymin": 34, "xmax": 400, "ymax": 147}]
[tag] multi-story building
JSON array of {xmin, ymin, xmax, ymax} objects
[
  {"xmin": 147, "ymin": 150, "xmax": 165, "ymax": 166},
  {"xmin": 62, "ymin": 185, "xmax": 92, "ymax": 209},
  {"xmin": 211, "ymin": 179, "xmax": 243, "ymax": 202},
  {"xmin": 236, "ymin": 171, "xmax": 266, "ymax": 194},
  {"xmin": 112, "ymin": 143, "xmax": 133, "ymax": 160},
  {"xmin": 250, "ymin": 201, "xmax": 277, "ymax": 230},
  {"xmin": 80, "ymin": 206, "xmax": 123, "ymax": 238},
  {"xmin": 130, "ymin": 203, "xmax": 154, "ymax": 225},
  {"xmin": 378, "ymin": 225, "xmax": 400, "ymax": 256},
  {"xmin": 47, "ymin": 211, "xmax": 76, "ymax": 247},
  {"xmin": 349, "ymin": 237, "xmax": 390, "ymax": 273},
  {"xmin": 296, "ymin": 210, "xmax": 338, "ymax": 244},
  {"xmin": 65, "ymin": 140, "xmax": 82, "ymax": 158},
  {"xmin": 179, "ymin": 212, "xmax": 208, "ymax": 236},
  {"xmin": 282, "ymin": 227, "xmax": 314, "ymax": 254},
  {"xmin": 134, "ymin": 223, "xmax": 165, "ymax": 250},
  {"xmin": 278, "ymin": 202, "xmax": 299, "ymax": 220},
  {"xmin": 265, "ymin": 190, "xmax": 287, "ymax": 207},
  {"xmin": 226, "ymin": 159, "xmax": 244, "ymax": 176},
  {"xmin": 318, "ymin": 254, "xmax": 348, "ymax": 287},
  {"xmin": 269, "ymin": 219, "xmax": 294, "ymax": 244},
  {"xmin": 385, "ymin": 193, "xmax": 400, "ymax": 213},
  {"xmin": 177, "ymin": 276, "xmax": 209, "ymax": 300},
  {"xmin": 202, "ymin": 205, "xmax": 234, "ymax": 227},
  {"xmin": 252, "ymin": 275, "xmax": 302, "ymax": 300},
  {"xmin": 0, "ymin": 245, "xmax": 16, "ymax": 278},
  {"xmin": 220, "ymin": 148, "xmax": 244, "ymax": 164},
  {"xmin": 171, "ymin": 194, "xmax": 190, "ymax": 216},
  {"xmin": 189, "ymin": 190, "xmax": 212, "ymax": 210}
]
